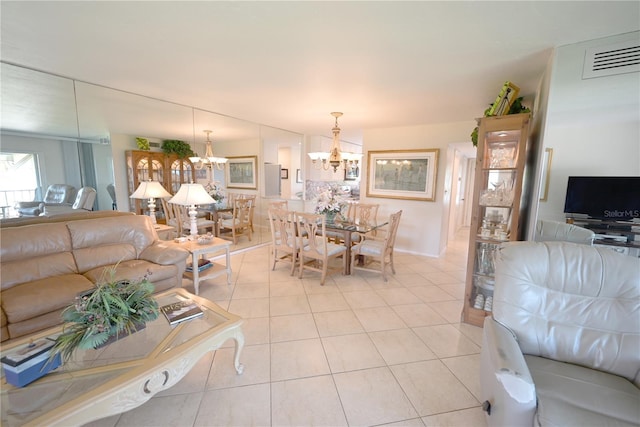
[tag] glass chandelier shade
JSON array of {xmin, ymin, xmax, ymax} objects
[
  {"xmin": 189, "ymin": 130, "xmax": 228, "ymax": 170},
  {"xmin": 308, "ymin": 112, "xmax": 362, "ymax": 172}
]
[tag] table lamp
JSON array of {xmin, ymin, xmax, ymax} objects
[
  {"xmin": 130, "ymin": 180, "xmax": 171, "ymax": 224},
  {"xmin": 169, "ymin": 183, "xmax": 216, "ymax": 236}
]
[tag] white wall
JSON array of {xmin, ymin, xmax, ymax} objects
[
  {"xmin": 537, "ymin": 32, "xmax": 640, "ymax": 223},
  {"xmin": 363, "ymin": 120, "xmax": 475, "ymax": 257}
]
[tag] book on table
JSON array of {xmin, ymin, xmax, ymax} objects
[
  {"xmin": 160, "ymin": 299, "xmax": 204, "ymax": 325},
  {"xmin": 185, "ymin": 259, "xmax": 213, "ymax": 272}
]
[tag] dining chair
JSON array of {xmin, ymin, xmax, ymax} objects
[
  {"xmin": 350, "ymin": 210, "xmax": 402, "ymax": 281},
  {"xmin": 218, "ymin": 192, "xmax": 240, "ymax": 222},
  {"xmin": 295, "ymin": 212, "xmax": 347, "ymax": 285},
  {"xmin": 219, "ymin": 198, "xmax": 253, "ymax": 244},
  {"xmin": 268, "ymin": 200, "xmax": 288, "ymax": 210},
  {"xmin": 174, "ymin": 203, "xmax": 216, "ymax": 236},
  {"xmin": 347, "ymin": 202, "xmax": 380, "ymax": 241},
  {"xmin": 267, "ymin": 207, "xmax": 298, "ymax": 275},
  {"xmin": 243, "ymin": 195, "xmax": 257, "ymax": 232}
]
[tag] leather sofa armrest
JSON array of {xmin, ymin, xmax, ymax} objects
[
  {"xmin": 480, "ymin": 317, "xmax": 537, "ymax": 427},
  {"xmin": 16, "ymin": 201, "xmax": 41, "ymax": 209},
  {"xmin": 139, "ymin": 242, "xmax": 189, "ymax": 266}
]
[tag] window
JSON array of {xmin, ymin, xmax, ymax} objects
[{"xmin": 0, "ymin": 152, "xmax": 40, "ymax": 217}]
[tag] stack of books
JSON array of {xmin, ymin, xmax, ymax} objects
[
  {"xmin": 160, "ymin": 299, "xmax": 204, "ymax": 325},
  {"xmin": 185, "ymin": 259, "xmax": 213, "ymax": 273}
]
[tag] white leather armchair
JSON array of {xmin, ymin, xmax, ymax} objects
[
  {"xmin": 41, "ymin": 186, "xmax": 96, "ymax": 216},
  {"xmin": 16, "ymin": 184, "xmax": 76, "ymax": 216},
  {"xmin": 480, "ymin": 241, "xmax": 640, "ymax": 426},
  {"xmin": 534, "ymin": 219, "xmax": 595, "ymax": 244}
]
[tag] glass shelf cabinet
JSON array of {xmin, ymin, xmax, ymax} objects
[
  {"xmin": 462, "ymin": 113, "xmax": 534, "ymax": 327},
  {"xmin": 126, "ymin": 150, "xmax": 195, "ymax": 216}
]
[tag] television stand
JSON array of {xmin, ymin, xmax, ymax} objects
[{"xmin": 567, "ymin": 217, "xmax": 640, "ymax": 257}]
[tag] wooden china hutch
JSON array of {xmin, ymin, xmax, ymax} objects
[
  {"xmin": 126, "ymin": 150, "xmax": 196, "ymax": 216},
  {"xmin": 462, "ymin": 113, "xmax": 536, "ymax": 327}
]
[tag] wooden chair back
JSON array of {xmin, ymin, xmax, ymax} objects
[
  {"xmin": 268, "ymin": 207, "xmax": 298, "ymax": 274},
  {"xmin": 295, "ymin": 212, "xmax": 347, "ymax": 285},
  {"xmin": 219, "ymin": 197, "xmax": 253, "ymax": 244}
]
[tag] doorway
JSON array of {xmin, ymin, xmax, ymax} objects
[{"xmin": 446, "ymin": 143, "xmax": 476, "ymax": 242}]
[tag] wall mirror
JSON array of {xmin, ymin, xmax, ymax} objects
[{"xmin": 0, "ymin": 62, "xmax": 278, "ymax": 251}]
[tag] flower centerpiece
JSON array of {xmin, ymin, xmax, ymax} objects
[
  {"xmin": 50, "ymin": 268, "xmax": 159, "ymax": 363},
  {"xmin": 315, "ymin": 184, "xmax": 347, "ymax": 221},
  {"xmin": 205, "ymin": 181, "xmax": 225, "ymax": 204}
]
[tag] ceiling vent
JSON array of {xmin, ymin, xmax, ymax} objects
[{"xmin": 583, "ymin": 39, "xmax": 640, "ymax": 79}]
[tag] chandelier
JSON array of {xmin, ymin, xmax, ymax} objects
[
  {"xmin": 308, "ymin": 112, "xmax": 362, "ymax": 173},
  {"xmin": 189, "ymin": 130, "xmax": 228, "ymax": 170}
]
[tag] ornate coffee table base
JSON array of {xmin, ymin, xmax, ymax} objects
[
  {"xmin": 50, "ymin": 325, "xmax": 245, "ymax": 426},
  {"xmin": 1, "ymin": 289, "xmax": 244, "ymax": 427}
]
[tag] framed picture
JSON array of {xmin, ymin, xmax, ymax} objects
[
  {"xmin": 296, "ymin": 169, "xmax": 302, "ymax": 183},
  {"xmin": 226, "ymin": 156, "xmax": 257, "ymax": 189},
  {"xmin": 281, "ymin": 168, "xmax": 289, "ymax": 179},
  {"xmin": 487, "ymin": 81, "xmax": 520, "ymax": 116},
  {"xmin": 344, "ymin": 164, "xmax": 359, "ymax": 181},
  {"xmin": 366, "ymin": 149, "xmax": 439, "ymax": 201},
  {"xmin": 539, "ymin": 147, "xmax": 553, "ymax": 201}
]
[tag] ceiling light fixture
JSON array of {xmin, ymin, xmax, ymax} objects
[
  {"xmin": 189, "ymin": 130, "xmax": 228, "ymax": 170},
  {"xmin": 308, "ymin": 112, "xmax": 362, "ymax": 173}
]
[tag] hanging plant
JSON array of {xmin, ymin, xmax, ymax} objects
[
  {"xmin": 471, "ymin": 96, "xmax": 531, "ymax": 146},
  {"xmin": 161, "ymin": 140, "xmax": 195, "ymax": 159}
]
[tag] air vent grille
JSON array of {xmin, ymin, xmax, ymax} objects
[
  {"xmin": 583, "ymin": 39, "xmax": 640, "ymax": 79},
  {"xmin": 149, "ymin": 142, "xmax": 161, "ymax": 148}
]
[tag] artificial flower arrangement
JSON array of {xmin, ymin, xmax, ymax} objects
[
  {"xmin": 315, "ymin": 184, "xmax": 347, "ymax": 216},
  {"xmin": 205, "ymin": 181, "xmax": 225, "ymax": 203},
  {"xmin": 50, "ymin": 268, "xmax": 159, "ymax": 363}
]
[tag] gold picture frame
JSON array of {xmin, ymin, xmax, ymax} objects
[
  {"xmin": 226, "ymin": 156, "xmax": 257, "ymax": 189},
  {"xmin": 366, "ymin": 149, "xmax": 439, "ymax": 201}
]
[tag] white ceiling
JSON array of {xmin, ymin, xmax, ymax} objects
[{"xmin": 1, "ymin": 1, "xmax": 639, "ymax": 144}]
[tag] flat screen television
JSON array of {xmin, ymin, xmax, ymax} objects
[{"xmin": 564, "ymin": 176, "xmax": 640, "ymax": 220}]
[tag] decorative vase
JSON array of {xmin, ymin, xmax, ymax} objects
[{"xmin": 325, "ymin": 211, "xmax": 337, "ymax": 223}]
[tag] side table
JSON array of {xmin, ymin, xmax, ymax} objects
[
  {"xmin": 176, "ymin": 237, "xmax": 232, "ymax": 294},
  {"xmin": 153, "ymin": 224, "xmax": 176, "ymax": 240}
]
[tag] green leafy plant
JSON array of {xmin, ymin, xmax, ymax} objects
[
  {"xmin": 50, "ymin": 268, "xmax": 159, "ymax": 363},
  {"xmin": 135, "ymin": 137, "xmax": 150, "ymax": 150},
  {"xmin": 161, "ymin": 140, "xmax": 194, "ymax": 158},
  {"xmin": 471, "ymin": 96, "xmax": 531, "ymax": 146}
]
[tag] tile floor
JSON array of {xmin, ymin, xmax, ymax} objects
[{"xmin": 88, "ymin": 229, "xmax": 487, "ymax": 427}]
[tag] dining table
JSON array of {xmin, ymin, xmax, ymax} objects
[{"xmin": 324, "ymin": 217, "xmax": 388, "ymax": 275}]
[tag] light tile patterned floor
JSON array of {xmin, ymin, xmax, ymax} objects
[{"xmin": 87, "ymin": 229, "xmax": 487, "ymax": 427}]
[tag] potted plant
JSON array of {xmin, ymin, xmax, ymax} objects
[
  {"xmin": 136, "ymin": 137, "xmax": 150, "ymax": 150},
  {"xmin": 50, "ymin": 268, "xmax": 159, "ymax": 363},
  {"xmin": 161, "ymin": 140, "xmax": 195, "ymax": 158},
  {"xmin": 315, "ymin": 184, "xmax": 348, "ymax": 222},
  {"xmin": 471, "ymin": 96, "xmax": 531, "ymax": 146}
]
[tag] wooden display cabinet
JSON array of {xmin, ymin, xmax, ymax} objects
[
  {"xmin": 126, "ymin": 150, "xmax": 195, "ymax": 215},
  {"xmin": 462, "ymin": 113, "xmax": 534, "ymax": 327}
]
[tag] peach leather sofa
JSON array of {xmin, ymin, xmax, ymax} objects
[{"xmin": 0, "ymin": 214, "xmax": 190, "ymax": 342}]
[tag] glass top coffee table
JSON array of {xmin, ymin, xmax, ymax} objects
[{"xmin": 1, "ymin": 288, "xmax": 244, "ymax": 427}]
